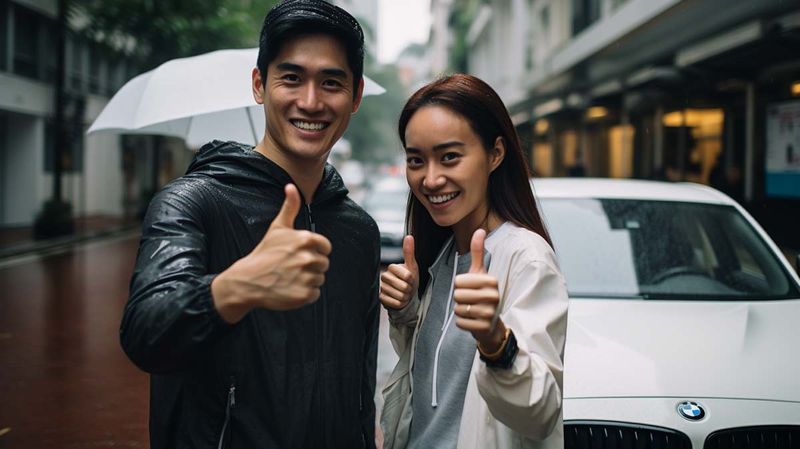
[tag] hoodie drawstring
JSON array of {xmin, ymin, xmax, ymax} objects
[{"xmin": 431, "ymin": 252, "xmax": 459, "ymax": 408}]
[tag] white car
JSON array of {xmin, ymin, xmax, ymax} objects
[
  {"xmin": 363, "ymin": 176, "xmax": 409, "ymax": 264},
  {"xmin": 534, "ymin": 178, "xmax": 800, "ymax": 449}
]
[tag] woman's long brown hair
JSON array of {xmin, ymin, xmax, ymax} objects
[{"xmin": 398, "ymin": 73, "xmax": 553, "ymax": 293}]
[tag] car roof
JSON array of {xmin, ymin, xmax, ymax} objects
[{"xmin": 531, "ymin": 178, "xmax": 737, "ymax": 206}]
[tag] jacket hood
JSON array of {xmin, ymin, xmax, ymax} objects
[{"xmin": 187, "ymin": 140, "xmax": 349, "ymax": 204}]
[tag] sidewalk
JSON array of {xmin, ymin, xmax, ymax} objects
[{"xmin": 0, "ymin": 215, "xmax": 140, "ymax": 261}]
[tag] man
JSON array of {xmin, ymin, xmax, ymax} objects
[{"xmin": 120, "ymin": 1, "xmax": 380, "ymax": 448}]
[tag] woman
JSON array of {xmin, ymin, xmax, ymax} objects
[{"xmin": 379, "ymin": 74, "xmax": 568, "ymax": 449}]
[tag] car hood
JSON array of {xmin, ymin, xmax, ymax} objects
[{"xmin": 564, "ymin": 298, "xmax": 800, "ymax": 402}]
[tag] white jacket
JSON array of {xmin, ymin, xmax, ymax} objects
[{"xmin": 381, "ymin": 222, "xmax": 569, "ymax": 449}]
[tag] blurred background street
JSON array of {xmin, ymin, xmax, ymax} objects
[{"xmin": 1, "ymin": 0, "xmax": 799, "ymax": 446}]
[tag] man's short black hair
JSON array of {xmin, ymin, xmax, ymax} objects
[{"xmin": 257, "ymin": 0, "xmax": 365, "ymax": 95}]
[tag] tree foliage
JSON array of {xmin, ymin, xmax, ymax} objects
[
  {"xmin": 345, "ymin": 59, "xmax": 408, "ymax": 164},
  {"xmin": 77, "ymin": 0, "xmax": 278, "ymax": 70},
  {"xmin": 77, "ymin": 0, "xmax": 401, "ymax": 164}
]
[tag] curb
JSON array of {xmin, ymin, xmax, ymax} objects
[{"xmin": 0, "ymin": 225, "xmax": 140, "ymax": 262}]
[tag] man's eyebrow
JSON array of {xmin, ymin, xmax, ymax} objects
[
  {"xmin": 405, "ymin": 141, "xmax": 465, "ymax": 153},
  {"xmin": 275, "ymin": 62, "xmax": 304, "ymax": 72},
  {"xmin": 321, "ymin": 68, "xmax": 348, "ymax": 79},
  {"xmin": 274, "ymin": 63, "xmax": 348, "ymax": 79}
]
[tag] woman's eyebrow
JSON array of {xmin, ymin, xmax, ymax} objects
[{"xmin": 405, "ymin": 141, "xmax": 465, "ymax": 153}]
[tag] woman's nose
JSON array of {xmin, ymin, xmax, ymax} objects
[{"xmin": 422, "ymin": 165, "xmax": 445, "ymax": 190}]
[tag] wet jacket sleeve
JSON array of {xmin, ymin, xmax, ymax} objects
[
  {"xmin": 120, "ymin": 184, "xmax": 232, "ymax": 374},
  {"xmin": 476, "ymin": 257, "xmax": 568, "ymax": 440},
  {"xmin": 361, "ymin": 270, "xmax": 380, "ymax": 449}
]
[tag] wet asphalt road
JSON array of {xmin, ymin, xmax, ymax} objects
[{"xmin": 0, "ymin": 234, "xmax": 397, "ymax": 448}]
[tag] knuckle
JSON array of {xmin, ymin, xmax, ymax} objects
[{"xmin": 296, "ymin": 230, "xmax": 314, "ymax": 245}]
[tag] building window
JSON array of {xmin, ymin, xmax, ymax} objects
[
  {"xmin": 41, "ymin": 18, "xmax": 57, "ymax": 81},
  {"xmin": 67, "ymin": 34, "xmax": 85, "ymax": 92},
  {"xmin": 0, "ymin": 0, "xmax": 8, "ymax": 72},
  {"xmin": 88, "ymin": 44, "xmax": 103, "ymax": 94},
  {"xmin": 610, "ymin": 0, "xmax": 629, "ymax": 11},
  {"xmin": 662, "ymin": 109, "xmax": 724, "ymax": 184},
  {"xmin": 572, "ymin": 0, "xmax": 601, "ymax": 36},
  {"xmin": 12, "ymin": 4, "xmax": 40, "ymax": 79},
  {"xmin": 44, "ymin": 96, "xmax": 86, "ymax": 173}
]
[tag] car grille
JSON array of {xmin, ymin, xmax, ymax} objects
[
  {"xmin": 565, "ymin": 421, "xmax": 692, "ymax": 449},
  {"xmin": 705, "ymin": 426, "xmax": 800, "ymax": 449}
]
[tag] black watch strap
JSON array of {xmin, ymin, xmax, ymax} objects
[{"xmin": 480, "ymin": 329, "xmax": 518, "ymax": 369}]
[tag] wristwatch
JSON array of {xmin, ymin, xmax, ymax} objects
[{"xmin": 479, "ymin": 328, "xmax": 518, "ymax": 369}]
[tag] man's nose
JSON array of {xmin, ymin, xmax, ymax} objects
[{"xmin": 297, "ymin": 84, "xmax": 324, "ymax": 112}]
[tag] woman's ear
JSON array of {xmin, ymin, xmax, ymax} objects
[{"xmin": 489, "ymin": 137, "xmax": 506, "ymax": 172}]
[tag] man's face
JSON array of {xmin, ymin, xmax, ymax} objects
[{"xmin": 253, "ymin": 33, "xmax": 363, "ymax": 165}]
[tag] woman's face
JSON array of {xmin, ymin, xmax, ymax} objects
[{"xmin": 404, "ymin": 105, "xmax": 503, "ymax": 233}]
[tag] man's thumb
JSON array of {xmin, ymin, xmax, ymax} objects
[
  {"xmin": 270, "ymin": 183, "xmax": 301, "ymax": 230},
  {"xmin": 403, "ymin": 235, "xmax": 418, "ymax": 271},
  {"xmin": 469, "ymin": 229, "xmax": 487, "ymax": 273}
]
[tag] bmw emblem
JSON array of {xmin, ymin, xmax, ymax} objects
[{"xmin": 677, "ymin": 401, "xmax": 706, "ymax": 421}]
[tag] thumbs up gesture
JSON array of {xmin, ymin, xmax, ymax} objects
[
  {"xmin": 212, "ymin": 184, "xmax": 332, "ymax": 323},
  {"xmin": 379, "ymin": 235, "xmax": 419, "ymax": 310},
  {"xmin": 454, "ymin": 229, "xmax": 506, "ymax": 351}
]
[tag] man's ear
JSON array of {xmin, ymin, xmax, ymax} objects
[
  {"xmin": 252, "ymin": 68, "xmax": 265, "ymax": 104},
  {"xmin": 490, "ymin": 136, "xmax": 506, "ymax": 172},
  {"xmin": 352, "ymin": 77, "xmax": 365, "ymax": 113}
]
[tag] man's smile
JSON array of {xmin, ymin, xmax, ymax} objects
[{"xmin": 291, "ymin": 119, "xmax": 330, "ymax": 131}]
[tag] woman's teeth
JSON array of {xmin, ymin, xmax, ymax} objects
[{"xmin": 428, "ymin": 192, "xmax": 458, "ymax": 204}]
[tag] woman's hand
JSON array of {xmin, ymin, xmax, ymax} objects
[
  {"xmin": 380, "ymin": 235, "xmax": 419, "ymax": 310},
  {"xmin": 453, "ymin": 229, "xmax": 506, "ymax": 353}
]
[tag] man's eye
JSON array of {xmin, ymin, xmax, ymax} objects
[
  {"xmin": 323, "ymin": 79, "xmax": 343, "ymax": 88},
  {"xmin": 283, "ymin": 74, "xmax": 300, "ymax": 82}
]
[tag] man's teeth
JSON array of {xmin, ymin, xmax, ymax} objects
[
  {"xmin": 428, "ymin": 193, "xmax": 458, "ymax": 204},
  {"xmin": 293, "ymin": 120, "xmax": 326, "ymax": 131}
]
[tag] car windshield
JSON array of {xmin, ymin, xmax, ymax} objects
[{"xmin": 539, "ymin": 198, "xmax": 799, "ymax": 300}]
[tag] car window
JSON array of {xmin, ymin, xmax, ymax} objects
[
  {"xmin": 539, "ymin": 198, "xmax": 799, "ymax": 300},
  {"xmin": 364, "ymin": 189, "xmax": 408, "ymax": 215}
]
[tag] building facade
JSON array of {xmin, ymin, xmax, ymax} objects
[
  {"xmin": 435, "ymin": 0, "xmax": 800, "ymax": 246},
  {"xmin": 0, "ymin": 0, "xmax": 190, "ymax": 230}
]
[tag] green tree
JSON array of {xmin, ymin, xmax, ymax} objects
[
  {"xmin": 448, "ymin": 0, "xmax": 483, "ymax": 72},
  {"xmin": 345, "ymin": 60, "xmax": 408, "ymax": 164},
  {"xmin": 77, "ymin": 0, "xmax": 277, "ymax": 70}
]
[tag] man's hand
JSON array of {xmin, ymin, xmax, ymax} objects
[
  {"xmin": 453, "ymin": 229, "xmax": 506, "ymax": 352},
  {"xmin": 212, "ymin": 183, "xmax": 332, "ymax": 323},
  {"xmin": 379, "ymin": 235, "xmax": 419, "ymax": 310}
]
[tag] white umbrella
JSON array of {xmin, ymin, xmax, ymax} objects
[{"xmin": 87, "ymin": 48, "xmax": 385, "ymax": 148}]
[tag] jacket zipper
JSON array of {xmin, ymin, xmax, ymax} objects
[
  {"xmin": 307, "ymin": 203, "xmax": 324, "ymax": 443},
  {"xmin": 217, "ymin": 378, "xmax": 236, "ymax": 449},
  {"xmin": 306, "ymin": 204, "xmax": 316, "ymax": 232}
]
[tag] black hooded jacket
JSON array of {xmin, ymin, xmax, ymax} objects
[{"xmin": 121, "ymin": 141, "xmax": 381, "ymax": 449}]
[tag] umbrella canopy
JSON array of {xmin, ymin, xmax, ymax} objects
[{"xmin": 87, "ymin": 48, "xmax": 385, "ymax": 148}]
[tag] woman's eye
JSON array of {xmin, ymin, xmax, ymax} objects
[
  {"xmin": 406, "ymin": 157, "xmax": 423, "ymax": 167},
  {"xmin": 442, "ymin": 152, "xmax": 460, "ymax": 162}
]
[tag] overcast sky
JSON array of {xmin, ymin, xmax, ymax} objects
[{"xmin": 378, "ymin": 0, "xmax": 431, "ymax": 63}]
